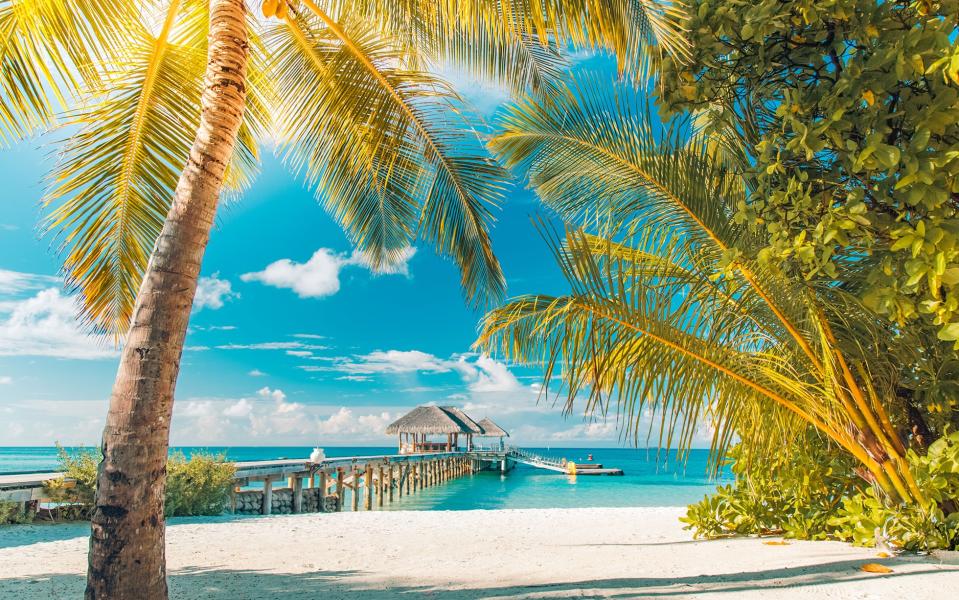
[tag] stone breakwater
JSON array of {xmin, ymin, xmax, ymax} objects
[{"xmin": 233, "ymin": 489, "xmax": 338, "ymax": 515}]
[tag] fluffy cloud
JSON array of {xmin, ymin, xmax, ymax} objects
[
  {"xmin": 194, "ymin": 274, "xmax": 238, "ymax": 311},
  {"xmin": 467, "ymin": 354, "xmax": 524, "ymax": 393},
  {"xmin": 0, "ymin": 288, "xmax": 116, "ymax": 359},
  {"xmin": 241, "ymin": 247, "xmax": 415, "ymax": 299},
  {"xmin": 0, "ymin": 375, "xmax": 11, "ymax": 384},
  {"xmin": 550, "ymin": 421, "xmax": 618, "ymax": 441},
  {"xmin": 170, "ymin": 387, "xmax": 396, "ymax": 445},
  {"xmin": 248, "ymin": 369, "xmax": 267, "ymax": 377}
]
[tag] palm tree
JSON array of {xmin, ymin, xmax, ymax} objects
[
  {"xmin": 476, "ymin": 75, "xmax": 929, "ymax": 508},
  {"xmin": 1, "ymin": 1, "xmax": 689, "ymax": 597}
]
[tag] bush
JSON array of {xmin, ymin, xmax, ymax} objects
[
  {"xmin": 42, "ymin": 446, "xmax": 236, "ymax": 520},
  {"xmin": 164, "ymin": 452, "xmax": 235, "ymax": 517},
  {"xmin": 830, "ymin": 431, "xmax": 959, "ymax": 551},
  {"xmin": 1, "ymin": 500, "xmax": 35, "ymax": 524},
  {"xmin": 42, "ymin": 444, "xmax": 99, "ymax": 520},
  {"xmin": 683, "ymin": 431, "xmax": 959, "ymax": 551},
  {"xmin": 681, "ymin": 433, "xmax": 859, "ymax": 541}
]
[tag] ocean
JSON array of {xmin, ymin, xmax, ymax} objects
[{"xmin": 0, "ymin": 446, "xmax": 730, "ymax": 510}]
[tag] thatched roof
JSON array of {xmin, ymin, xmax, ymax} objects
[
  {"xmin": 385, "ymin": 406, "xmax": 476, "ymax": 435},
  {"xmin": 440, "ymin": 406, "xmax": 483, "ymax": 434},
  {"xmin": 476, "ymin": 417, "xmax": 509, "ymax": 437}
]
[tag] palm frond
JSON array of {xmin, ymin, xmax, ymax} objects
[
  {"xmin": 477, "ymin": 228, "xmax": 825, "ymax": 460},
  {"xmin": 42, "ymin": 0, "xmax": 262, "ymax": 335},
  {"xmin": 491, "ymin": 73, "xmax": 830, "ymax": 371},
  {"xmin": 268, "ymin": 3, "xmax": 507, "ymax": 304},
  {"xmin": 0, "ymin": 0, "xmax": 139, "ymax": 144}
]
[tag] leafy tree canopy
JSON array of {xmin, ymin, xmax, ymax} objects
[{"xmin": 658, "ymin": 0, "xmax": 959, "ymax": 343}]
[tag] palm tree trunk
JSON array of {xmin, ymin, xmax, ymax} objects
[{"xmin": 85, "ymin": 1, "xmax": 247, "ymax": 598}]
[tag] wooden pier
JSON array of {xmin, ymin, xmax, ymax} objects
[{"xmin": 1, "ymin": 447, "xmax": 623, "ymax": 517}]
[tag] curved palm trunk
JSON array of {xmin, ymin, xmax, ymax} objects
[{"xmin": 85, "ymin": 1, "xmax": 248, "ymax": 598}]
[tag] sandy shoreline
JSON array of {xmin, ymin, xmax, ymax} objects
[{"xmin": 1, "ymin": 506, "xmax": 957, "ymax": 598}]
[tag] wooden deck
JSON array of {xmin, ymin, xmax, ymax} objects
[{"xmin": 0, "ymin": 447, "xmax": 624, "ymax": 514}]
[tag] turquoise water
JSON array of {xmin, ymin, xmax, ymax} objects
[{"xmin": 0, "ymin": 446, "xmax": 729, "ymax": 509}]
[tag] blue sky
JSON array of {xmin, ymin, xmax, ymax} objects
[{"xmin": 0, "ymin": 55, "xmax": 710, "ymax": 449}]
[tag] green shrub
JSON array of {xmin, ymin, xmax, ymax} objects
[
  {"xmin": 830, "ymin": 431, "xmax": 959, "ymax": 551},
  {"xmin": 164, "ymin": 452, "xmax": 235, "ymax": 517},
  {"xmin": 42, "ymin": 444, "xmax": 100, "ymax": 520},
  {"xmin": 684, "ymin": 431, "xmax": 959, "ymax": 551},
  {"xmin": 43, "ymin": 446, "xmax": 236, "ymax": 520},
  {"xmin": 0, "ymin": 500, "xmax": 35, "ymax": 524}
]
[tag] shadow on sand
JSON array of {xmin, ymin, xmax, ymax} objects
[{"xmin": 0, "ymin": 557, "xmax": 950, "ymax": 599}]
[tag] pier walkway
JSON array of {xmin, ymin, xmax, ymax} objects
[{"xmin": 1, "ymin": 447, "xmax": 621, "ymax": 516}]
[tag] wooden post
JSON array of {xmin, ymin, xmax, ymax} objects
[
  {"xmin": 336, "ymin": 468, "xmax": 344, "ymax": 511},
  {"xmin": 293, "ymin": 475, "xmax": 303, "ymax": 513},
  {"xmin": 319, "ymin": 471, "xmax": 328, "ymax": 510},
  {"xmin": 365, "ymin": 463, "xmax": 373, "ymax": 510},
  {"xmin": 378, "ymin": 465, "xmax": 385, "ymax": 507},
  {"xmin": 352, "ymin": 465, "xmax": 359, "ymax": 511},
  {"xmin": 413, "ymin": 464, "xmax": 418, "ymax": 493},
  {"xmin": 398, "ymin": 465, "xmax": 404, "ymax": 497},
  {"xmin": 262, "ymin": 478, "xmax": 273, "ymax": 516},
  {"xmin": 388, "ymin": 465, "xmax": 395, "ymax": 502}
]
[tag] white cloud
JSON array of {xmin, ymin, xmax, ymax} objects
[
  {"xmin": 550, "ymin": 421, "xmax": 618, "ymax": 441},
  {"xmin": 169, "ymin": 387, "xmax": 397, "ymax": 445},
  {"xmin": 0, "ymin": 375, "xmax": 11, "ymax": 384},
  {"xmin": 217, "ymin": 341, "xmax": 327, "ymax": 351},
  {"xmin": 336, "ymin": 349, "xmax": 460, "ymax": 375},
  {"xmin": 293, "ymin": 333, "xmax": 326, "ymax": 340},
  {"xmin": 0, "ymin": 288, "xmax": 116, "ymax": 359},
  {"xmin": 286, "ymin": 350, "xmax": 313, "ymax": 357},
  {"xmin": 241, "ymin": 247, "xmax": 415, "ymax": 299},
  {"xmin": 467, "ymin": 354, "xmax": 524, "ymax": 393},
  {"xmin": 0, "ymin": 269, "xmax": 59, "ymax": 294},
  {"xmin": 247, "ymin": 369, "xmax": 267, "ymax": 377},
  {"xmin": 194, "ymin": 274, "xmax": 238, "ymax": 311},
  {"xmin": 223, "ymin": 398, "xmax": 253, "ymax": 418},
  {"xmin": 335, "ymin": 375, "xmax": 371, "ymax": 382}
]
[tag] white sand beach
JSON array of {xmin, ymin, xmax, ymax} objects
[{"xmin": 1, "ymin": 507, "xmax": 957, "ymax": 599}]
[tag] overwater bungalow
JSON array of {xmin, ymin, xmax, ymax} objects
[{"xmin": 386, "ymin": 405, "xmax": 489, "ymax": 454}]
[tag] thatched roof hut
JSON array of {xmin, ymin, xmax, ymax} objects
[
  {"xmin": 386, "ymin": 405, "xmax": 487, "ymax": 453},
  {"xmin": 385, "ymin": 406, "xmax": 466, "ymax": 435},
  {"xmin": 476, "ymin": 417, "xmax": 509, "ymax": 438}
]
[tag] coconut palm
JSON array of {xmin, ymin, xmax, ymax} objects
[
  {"xmin": 477, "ymin": 75, "xmax": 929, "ymax": 509},
  {"xmin": 1, "ymin": 1, "xmax": 689, "ymax": 596}
]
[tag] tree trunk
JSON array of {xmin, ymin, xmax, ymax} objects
[{"xmin": 85, "ymin": 1, "xmax": 248, "ymax": 598}]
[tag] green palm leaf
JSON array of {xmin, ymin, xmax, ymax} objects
[
  {"xmin": 0, "ymin": 0, "xmax": 139, "ymax": 144},
  {"xmin": 268, "ymin": 4, "xmax": 507, "ymax": 304},
  {"xmin": 42, "ymin": 0, "xmax": 266, "ymax": 335}
]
